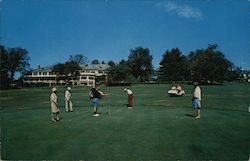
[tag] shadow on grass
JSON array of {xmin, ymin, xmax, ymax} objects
[
  {"xmin": 206, "ymin": 107, "xmax": 247, "ymax": 113},
  {"xmin": 184, "ymin": 114, "xmax": 194, "ymax": 117},
  {"xmin": 123, "ymin": 103, "xmax": 129, "ymax": 107}
]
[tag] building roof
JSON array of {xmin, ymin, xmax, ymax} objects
[
  {"xmin": 80, "ymin": 64, "xmax": 110, "ymax": 70},
  {"xmin": 27, "ymin": 64, "xmax": 110, "ymax": 74},
  {"xmin": 31, "ymin": 66, "xmax": 53, "ymax": 72}
]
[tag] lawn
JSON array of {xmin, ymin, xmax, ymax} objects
[{"xmin": 0, "ymin": 83, "xmax": 250, "ymax": 160}]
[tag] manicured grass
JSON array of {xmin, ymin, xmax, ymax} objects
[{"xmin": 1, "ymin": 83, "xmax": 250, "ymax": 160}]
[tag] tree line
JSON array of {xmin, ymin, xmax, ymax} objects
[
  {"xmin": 0, "ymin": 44, "xmax": 243, "ymax": 89},
  {"xmin": 108, "ymin": 44, "xmax": 240, "ymax": 84}
]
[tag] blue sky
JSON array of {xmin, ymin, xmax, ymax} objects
[{"xmin": 1, "ymin": 0, "xmax": 249, "ymax": 70}]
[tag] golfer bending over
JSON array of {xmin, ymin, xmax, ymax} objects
[
  {"xmin": 192, "ymin": 82, "xmax": 202, "ymax": 119},
  {"xmin": 124, "ymin": 88, "xmax": 133, "ymax": 110}
]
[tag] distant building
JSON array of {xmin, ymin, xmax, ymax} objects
[
  {"xmin": 23, "ymin": 66, "xmax": 57, "ymax": 87},
  {"xmin": 23, "ymin": 64, "xmax": 110, "ymax": 87},
  {"xmin": 78, "ymin": 64, "xmax": 110, "ymax": 86}
]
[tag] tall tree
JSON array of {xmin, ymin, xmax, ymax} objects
[
  {"xmin": 127, "ymin": 47, "xmax": 153, "ymax": 81},
  {"xmin": 69, "ymin": 54, "xmax": 88, "ymax": 65},
  {"xmin": 64, "ymin": 61, "xmax": 81, "ymax": 74},
  {"xmin": 157, "ymin": 48, "xmax": 189, "ymax": 82},
  {"xmin": 5, "ymin": 47, "xmax": 30, "ymax": 83},
  {"xmin": 108, "ymin": 60, "xmax": 132, "ymax": 82},
  {"xmin": 91, "ymin": 59, "xmax": 100, "ymax": 64},
  {"xmin": 0, "ymin": 45, "xmax": 10, "ymax": 89},
  {"xmin": 53, "ymin": 60, "xmax": 81, "ymax": 84},
  {"xmin": 188, "ymin": 44, "xmax": 231, "ymax": 83}
]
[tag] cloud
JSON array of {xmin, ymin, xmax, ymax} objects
[{"xmin": 156, "ymin": 1, "xmax": 203, "ymax": 20}]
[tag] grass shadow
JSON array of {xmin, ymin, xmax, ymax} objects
[{"xmin": 184, "ymin": 114, "xmax": 194, "ymax": 117}]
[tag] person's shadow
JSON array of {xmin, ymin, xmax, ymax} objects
[
  {"xmin": 123, "ymin": 103, "xmax": 129, "ymax": 107},
  {"xmin": 185, "ymin": 114, "xmax": 194, "ymax": 117}
]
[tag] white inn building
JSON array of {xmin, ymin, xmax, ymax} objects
[
  {"xmin": 23, "ymin": 66, "xmax": 57, "ymax": 86},
  {"xmin": 78, "ymin": 64, "xmax": 110, "ymax": 86},
  {"xmin": 23, "ymin": 64, "xmax": 110, "ymax": 86}
]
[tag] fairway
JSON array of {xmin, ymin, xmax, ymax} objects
[{"xmin": 1, "ymin": 84, "xmax": 250, "ymax": 160}]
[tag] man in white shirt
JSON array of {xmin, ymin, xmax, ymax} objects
[
  {"xmin": 124, "ymin": 88, "xmax": 133, "ymax": 110},
  {"xmin": 65, "ymin": 87, "xmax": 73, "ymax": 112},
  {"xmin": 192, "ymin": 82, "xmax": 202, "ymax": 119}
]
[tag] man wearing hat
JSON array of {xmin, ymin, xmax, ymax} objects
[
  {"xmin": 124, "ymin": 88, "xmax": 133, "ymax": 110},
  {"xmin": 50, "ymin": 87, "xmax": 61, "ymax": 122},
  {"xmin": 65, "ymin": 87, "xmax": 73, "ymax": 112}
]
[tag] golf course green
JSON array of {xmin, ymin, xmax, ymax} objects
[{"xmin": 1, "ymin": 83, "xmax": 249, "ymax": 160}]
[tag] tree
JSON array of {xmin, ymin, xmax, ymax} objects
[
  {"xmin": 225, "ymin": 64, "xmax": 241, "ymax": 82},
  {"xmin": 187, "ymin": 44, "xmax": 232, "ymax": 83},
  {"xmin": 0, "ymin": 46, "xmax": 30, "ymax": 87},
  {"xmin": 108, "ymin": 60, "xmax": 132, "ymax": 82},
  {"xmin": 7, "ymin": 48, "xmax": 30, "ymax": 82},
  {"xmin": 0, "ymin": 45, "xmax": 10, "ymax": 89},
  {"xmin": 107, "ymin": 60, "xmax": 115, "ymax": 67},
  {"xmin": 157, "ymin": 48, "xmax": 189, "ymax": 82},
  {"xmin": 0, "ymin": 46, "xmax": 30, "ymax": 89},
  {"xmin": 69, "ymin": 54, "xmax": 88, "ymax": 65},
  {"xmin": 91, "ymin": 59, "xmax": 100, "ymax": 64},
  {"xmin": 127, "ymin": 47, "xmax": 153, "ymax": 81},
  {"xmin": 8, "ymin": 48, "xmax": 30, "ymax": 82},
  {"xmin": 53, "ymin": 60, "xmax": 81, "ymax": 84}
]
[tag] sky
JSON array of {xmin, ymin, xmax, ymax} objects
[{"xmin": 0, "ymin": 0, "xmax": 249, "ymax": 70}]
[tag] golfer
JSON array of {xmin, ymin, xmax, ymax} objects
[
  {"xmin": 124, "ymin": 88, "xmax": 133, "ymax": 110},
  {"xmin": 65, "ymin": 87, "xmax": 73, "ymax": 112},
  {"xmin": 192, "ymin": 82, "xmax": 202, "ymax": 119},
  {"xmin": 50, "ymin": 87, "xmax": 61, "ymax": 122},
  {"xmin": 90, "ymin": 84, "xmax": 108, "ymax": 117}
]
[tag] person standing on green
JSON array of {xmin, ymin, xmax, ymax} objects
[
  {"xmin": 65, "ymin": 87, "xmax": 73, "ymax": 112},
  {"xmin": 192, "ymin": 82, "xmax": 202, "ymax": 119},
  {"xmin": 89, "ymin": 84, "xmax": 108, "ymax": 117},
  {"xmin": 50, "ymin": 87, "xmax": 61, "ymax": 122},
  {"xmin": 124, "ymin": 88, "xmax": 133, "ymax": 110}
]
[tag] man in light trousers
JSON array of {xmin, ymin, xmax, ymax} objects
[
  {"xmin": 65, "ymin": 87, "xmax": 73, "ymax": 112},
  {"xmin": 192, "ymin": 82, "xmax": 202, "ymax": 119},
  {"xmin": 50, "ymin": 87, "xmax": 61, "ymax": 122}
]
